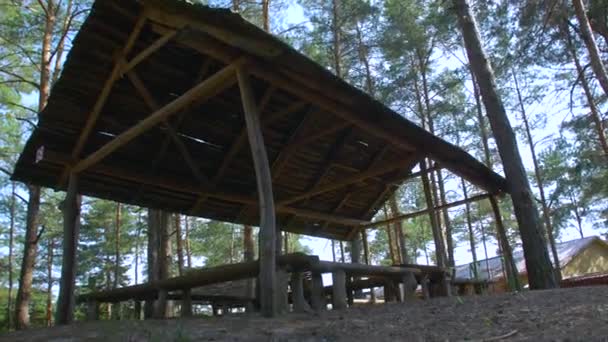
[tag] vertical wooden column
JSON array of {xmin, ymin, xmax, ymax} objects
[
  {"xmin": 275, "ymin": 267, "xmax": 289, "ymax": 314},
  {"xmin": 237, "ymin": 67, "xmax": 277, "ymax": 317},
  {"xmin": 332, "ymin": 270, "xmax": 347, "ymax": 310},
  {"xmin": 86, "ymin": 300, "xmax": 99, "ymax": 321},
  {"xmin": 134, "ymin": 300, "xmax": 142, "ymax": 320},
  {"xmin": 181, "ymin": 289, "xmax": 192, "ymax": 317},
  {"xmin": 291, "ymin": 272, "xmax": 311, "ymax": 313},
  {"xmin": 421, "ymin": 275, "xmax": 431, "ymax": 299},
  {"xmin": 310, "ymin": 272, "xmax": 325, "ymax": 311},
  {"xmin": 402, "ymin": 271, "xmax": 417, "ymax": 301},
  {"xmin": 55, "ymin": 173, "xmax": 81, "ymax": 325}
]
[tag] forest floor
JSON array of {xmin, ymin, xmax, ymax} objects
[{"xmin": 3, "ymin": 286, "xmax": 608, "ymax": 342}]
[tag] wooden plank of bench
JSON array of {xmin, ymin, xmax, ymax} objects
[
  {"xmin": 78, "ymin": 253, "xmax": 317, "ymax": 303},
  {"xmin": 313, "ymin": 261, "xmax": 421, "ymax": 277}
]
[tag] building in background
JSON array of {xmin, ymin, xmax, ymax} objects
[{"xmin": 454, "ymin": 236, "xmax": 608, "ymax": 294}]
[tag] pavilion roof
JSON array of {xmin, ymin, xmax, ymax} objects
[{"xmin": 12, "ymin": 0, "xmax": 508, "ymax": 240}]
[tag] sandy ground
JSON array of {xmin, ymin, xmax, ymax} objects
[{"xmin": 2, "ymin": 286, "xmax": 608, "ymax": 341}]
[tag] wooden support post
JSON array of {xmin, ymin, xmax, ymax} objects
[
  {"xmin": 55, "ymin": 173, "xmax": 81, "ymax": 325},
  {"xmin": 402, "ymin": 271, "xmax": 417, "ymax": 301},
  {"xmin": 134, "ymin": 300, "xmax": 142, "ymax": 320},
  {"xmin": 237, "ymin": 66, "xmax": 277, "ymax": 317},
  {"xmin": 86, "ymin": 300, "xmax": 99, "ymax": 321},
  {"xmin": 181, "ymin": 289, "xmax": 192, "ymax": 317},
  {"xmin": 310, "ymin": 272, "xmax": 325, "ymax": 311},
  {"xmin": 332, "ymin": 270, "xmax": 347, "ymax": 310},
  {"xmin": 291, "ymin": 272, "xmax": 311, "ymax": 313},
  {"xmin": 440, "ymin": 271, "xmax": 452, "ymax": 297},
  {"xmin": 275, "ymin": 267, "xmax": 289, "ymax": 314},
  {"xmin": 155, "ymin": 289, "xmax": 168, "ymax": 318},
  {"xmin": 421, "ymin": 275, "xmax": 430, "ymax": 300}
]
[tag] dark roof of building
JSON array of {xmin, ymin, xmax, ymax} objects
[
  {"xmin": 455, "ymin": 236, "xmax": 608, "ymax": 281},
  {"xmin": 12, "ymin": 0, "xmax": 507, "ymax": 240}
]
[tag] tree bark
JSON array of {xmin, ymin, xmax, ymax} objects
[
  {"xmin": 331, "ymin": 0, "xmax": 342, "ymax": 77},
  {"xmin": 453, "ymin": 0, "xmax": 557, "ymax": 289},
  {"xmin": 7, "ymin": 182, "xmax": 16, "ymax": 330},
  {"xmin": 15, "ymin": 185, "xmax": 41, "ymax": 329},
  {"xmin": 461, "ymin": 179, "xmax": 478, "ymax": 280},
  {"xmin": 512, "ymin": 71, "xmax": 562, "ymax": 281},
  {"xmin": 573, "ymin": 0, "xmax": 608, "ymax": 97},
  {"xmin": 114, "ymin": 203, "xmax": 121, "ymax": 288},
  {"xmin": 489, "ymin": 196, "xmax": 521, "ymax": 291},
  {"xmin": 175, "ymin": 214, "xmax": 184, "ymax": 276},
  {"xmin": 420, "ymin": 161, "xmax": 448, "ymax": 267},
  {"xmin": 185, "ymin": 217, "xmax": 192, "ymax": 269},
  {"xmin": 15, "ymin": 0, "xmax": 56, "ymax": 327},
  {"xmin": 144, "ymin": 209, "xmax": 160, "ymax": 318},
  {"xmin": 45, "ymin": 238, "xmax": 54, "ymax": 327},
  {"xmin": 262, "ymin": 0, "xmax": 270, "ymax": 32},
  {"xmin": 563, "ymin": 25, "xmax": 608, "ymax": 159}
]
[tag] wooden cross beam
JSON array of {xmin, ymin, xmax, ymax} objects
[
  {"xmin": 120, "ymin": 29, "xmax": 178, "ymax": 76},
  {"xmin": 72, "ymin": 59, "xmax": 244, "ymax": 174},
  {"xmin": 319, "ymin": 146, "xmax": 391, "ymax": 230},
  {"xmin": 125, "ymin": 68, "xmax": 209, "ymax": 185},
  {"xmin": 361, "ymin": 193, "xmax": 492, "ymax": 229},
  {"xmin": 276, "ymin": 159, "xmax": 414, "ymax": 207}
]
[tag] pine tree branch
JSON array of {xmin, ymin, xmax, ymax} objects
[{"xmin": 0, "ymin": 68, "xmax": 40, "ymax": 89}]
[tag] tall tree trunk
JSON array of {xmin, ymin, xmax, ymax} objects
[
  {"xmin": 114, "ymin": 203, "xmax": 121, "ymax": 289},
  {"xmin": 15, "ymin": 185, "xmax": 41, "ymax": 329},
  {"xmin": 420, "ymin": 161, "xmax": 447, "ymax": 266},
  {"xmin": 388, "ymin": 195, "xmax": 406, "ymax": 264},
  {"xmin": 512, "ymin": 71, "xmax": 562, "ymax": 281},
  {"xmin": 331, "ymin": 240, "xmax": 336, "ymax": 262},
  {"xmin": 563, "ymin": 25, "xmax": 608, "ymax": 158},
  {"xmin": 339, "ymin": 241, "xmax": 345, "ymax": 263},
  {"xmin": 185, "ymin": 217, "xmax": 192, "ymax": 268},
  {"xmin": 144, "ymin": 209, "xmax": 160, "ymax": 318},
  {"xmin": 15, "ymin": 0, "xmax": 56, "ymax": 327},
  {"xmin": 262, "ymin": 0, "xmax": 270, "ymax": 32},
  {"xmin": 331, "ymin": 0, "xmax": 342, "ymax": 77},
  {"xmin": 436, "ymin": 170, "xmax": 455, "ymax": 267},
  {"xmin": 383, "ymin": 207, "xmax": 397, "ymax": 264},
  {"xmin": 461, "ymin": 179, "xmax": 478, "ymax": 280},
  {"xmin": 45, "ymin": 238, "xmax": 54, "ymax": 327},
  {"xmin": 453, "ymin": 0, "xmax": 556, "ymax": 289},
  {"xmin": 232, "ymin": 0, "xmax": 240, "ymax": 12},
  {"xmin": 573, "ymin": 0, "xmax": 608, "ymax": 97},
  {"xmin": 135, "ymin": 213, "xmax": 142, "ymax": 285},
  {"xmin": 489, "ymin": 197, "xmax": 521, "ymax": 291},
  {"xmin": 7, "ymin": 182, "xmax": 15, "ymax": 330},
  {"xmin": 175, "ymin": 214, "xmax": 184, "ymax": 276}
]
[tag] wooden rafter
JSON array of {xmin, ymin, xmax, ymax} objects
[
  {"xmin": 42, "ymin": 149, "xmax": 363, "ymax": 227},
  {"xmin": 120, "ymin": 29, "xmax": 178, "ymax": 76},
  {"xmin": 153, "ymin": 21, "xmax": 507, "ymax": 193},
  {"xmin": 277, "ymin": 159, "xmax": 414, "ymax": 207},
  {"xmin": 72, "ymin": 59, "xmax": 244, "ymax": 174},
  {"xmin": 125, "ymin": 69, "xmax": 209, "ymax": 185},
  {"xmin": 131, "ymin": 58, "xmax": 214, "ymax": 201},
  {"xmin": 320, "ymin": 145, "xmax": 391, "ymax": 229},
  {"xmin": 188, "ymin": 93, "xmax": 308, "ymax": 214},
  {"xmin": 58, "ymin": 13, "xmax": 147, "ymax": 185}
]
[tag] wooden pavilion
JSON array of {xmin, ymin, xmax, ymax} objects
[{"xmin": 12, "ymin": 0, "xmax": 509, "ymax": 320}]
